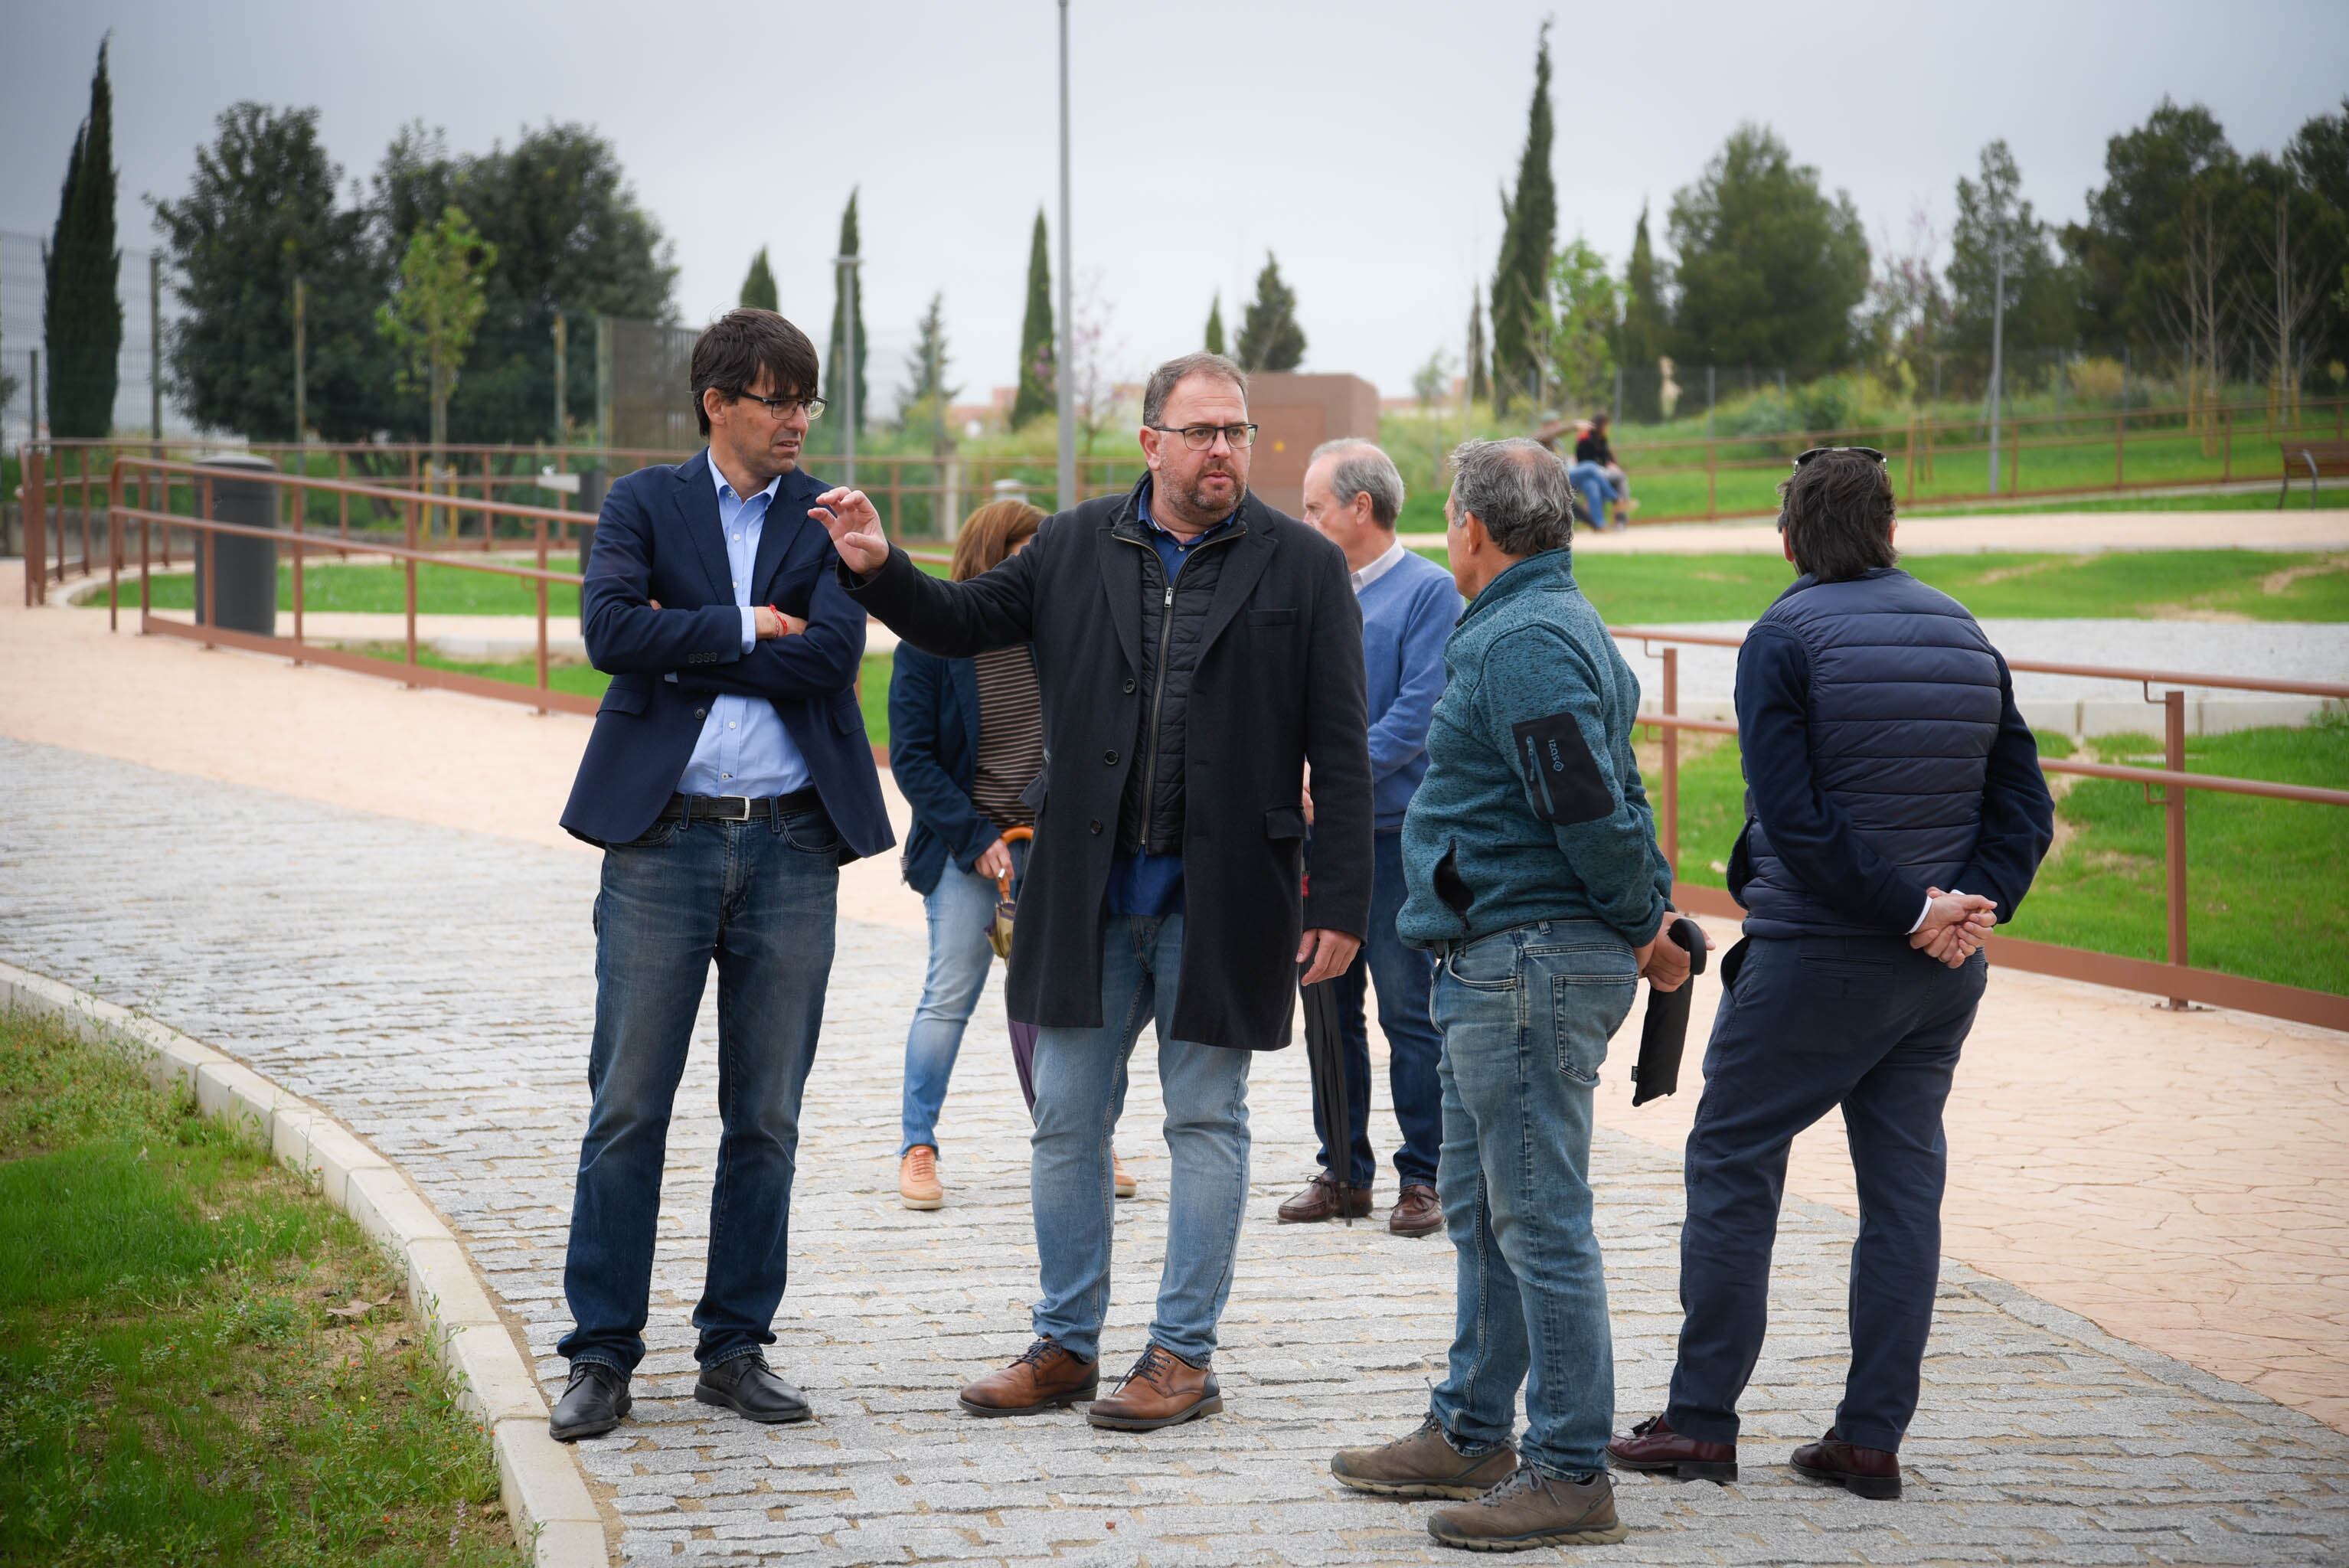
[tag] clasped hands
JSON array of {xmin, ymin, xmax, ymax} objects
[{"xmin": 1912, "ymin": 887, "xmax": 1998, "ymax": 968}]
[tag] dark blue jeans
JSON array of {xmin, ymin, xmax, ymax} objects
[
  {"xmin": 1666, "ymin": 934, "xmax": 1988, "ymax": 1453},
  {"xmin": 1316, "ymin": 828, "xmax": 1443, "ymax": 1188},
  {"xmin": 558, "ymin": 805, "xmax": 841, "ymax": 1374}
]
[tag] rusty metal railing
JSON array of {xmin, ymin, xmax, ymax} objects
[{"xmin": 1616, "ymin": 626, "xmax": 2349, "ymax": 1032}]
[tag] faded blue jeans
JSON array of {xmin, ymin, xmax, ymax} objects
[
  {"xmin": 1567, "ymin": 461, "xmax": 1620, "ymax": 529},
  {"xmin": 899, "ymin": 842, "xmax": 1027, "ymax": 1156},
  {"xmin": 1428, "ymin": 919, "xmax": 1640, "ymax": 1476},
  {"xmin": 558, "ymin": 805, "xmax": 840, "ymax": 1375},
  {"xmin": 1028, "ymin": 913, "xmax": 1253, "ymax": 1365}
]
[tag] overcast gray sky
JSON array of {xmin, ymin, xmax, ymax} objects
[{"xmin": 6, "ymin": 0, "xmax": 2346, "ymax": 407}]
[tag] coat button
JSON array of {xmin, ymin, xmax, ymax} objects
[
  {"xmin": 1089, "ymin": 819, "xmax": 1103, "ymax": 835},
  {"xmin": 1122, "ymin": 678, "xmax": 1136, "ymax": 694},
  {"xmin": 1103, "ymin": 750, "xmax": 1119, "ymax": 765}
]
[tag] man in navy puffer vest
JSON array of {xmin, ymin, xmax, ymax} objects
[{"xmin": 1612, "ymin": 449, "xmax": 2053, "ymax": 1502}]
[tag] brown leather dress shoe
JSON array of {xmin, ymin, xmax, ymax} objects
[
  {"xmin": 1790, "ymin": 1428, "xmax": 1901, "ymax": 1500},
  {"xmin": 1388, "ymin": 1182, "xmax": 1442, "ymax": 1237},
  {"xmin": 1609, "ymin": 1413, "xmax": 1737, "ymax": 1482},
  {"xmin": 1086, "ymin": 1343, "xmax": 1221, "ymax": 1430},
  {"xmin": 956, "ymin": 1338, "xmax": 1098, "ymax": 1417},
  {"xmin": 1278, "ymin": 1171, "xmax": 1372, "ymax": 1223}
]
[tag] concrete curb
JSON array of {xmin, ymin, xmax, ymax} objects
[{"xmin": 0, "ymin": 962, "xmax": 613, "ymax": 1568}]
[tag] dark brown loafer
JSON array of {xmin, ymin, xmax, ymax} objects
[
  {"xmin": 1278, "ymin": 1171, "xmax": 1372, "ymax": 1223},
  {"xmin": 1791, "ymin": 1428, "xmax": 1901, "ymax": 1500},
  {"xmin": 1609, "ymin": 1413, "xmax": 1736, "ymax": 1482},
  {"xmin": 956, "ymin": 1337, "xmax": 1098, "ymax": 1417},
  {"xmin": 1086, "ymin": 1343, "xmax": 1221, "ymax": 1430},
  {"xmin": 1388, "ymin": 1182, "xmax": 1442, "ymax": 1237}
]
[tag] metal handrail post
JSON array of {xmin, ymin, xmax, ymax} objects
[
  {"xmin": 106, "ymin": 466, "xmax": 122, "ymax": 632},
  {"xmin": 2162, "ymin": 689, "xmax": 2190, "ymax": 1008},
  {"xmin": 405, "ymin": 495, "xmax": 420, "ymax": 681},
  {"xmin": 534, "ymin": 517, "xmax": 550, "ymax": 713},
  {"xmin": 200, "ymin": 473, "xmax": 217, "ymax": 649},
  {"xmin": 1660, "ymin": 647, "xmax": 1680, "ymax": 876}
]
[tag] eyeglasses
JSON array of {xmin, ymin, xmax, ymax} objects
[
  {"xmin": 736, "ymin": 392, "xmax": 827, "ymax": 422},
  {"xmin": 1146, "ymin": 422, "xmax": 1259, "ymax": 451},
  {"xmin": 1792, "ymin": 445, "xmax": 1885, "ymax": 468}
]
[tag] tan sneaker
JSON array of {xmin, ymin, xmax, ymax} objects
[
  {"xmin": 1113, "ymin": 1149, "xmax": 1137, "ymax": 1199},
  {"xmin": 1426, "ymin": 1462, "xmax": 1628, "ymax": 1550},
  {"xmin": 898, "ymin": 1145, "xmax": 943, "ymax": 1210},
  {"xmin": 1332, "ymin": 1415, "xmax": 1520, "ymax": 1500}
]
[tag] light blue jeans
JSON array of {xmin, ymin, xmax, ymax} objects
[
  {"xmin": 1028, "ymin": 913, "xmax": 1253, "ymax": 1365},
  {"xmin": 1428, "ymin": 919, "xmax": 1640, "ymax": 1476},
  {"xmin": 899, "ymin": 860, "xmax": 1006, "ymax": 1156},
  {"xmin": 1567, "ymin": 462, "xmax": 1621, "ymax": 530}
]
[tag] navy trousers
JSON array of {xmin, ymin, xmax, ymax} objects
[{"xmin": 1665, "ymin": 934, "xmax": 1988, "ymax": 1453}]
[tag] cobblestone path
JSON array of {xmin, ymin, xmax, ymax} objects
[{"xmin": 4, "ymin": 736, "xmax": 2344, "ymax": 1566}]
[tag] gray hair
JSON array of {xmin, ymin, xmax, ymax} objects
[
  {"xmin": 1447, "ymin": 438, "xmax": 1575, "ymax": 557},
  {"xmin": 1309, "ymin": 439, "xmax": 1406, "ymax": 529},
  {"xmin": 1142, "ymin": 351, "xmax": 1248, "ymax": 426}
]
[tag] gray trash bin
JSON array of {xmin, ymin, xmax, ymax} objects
[
  {"xmin": 576, "ymin": 467, "xmax": 609, "ymax": 576},
  {"xmin": 192, "ymin": 452, "xmax": 279, "ymax": 636}
]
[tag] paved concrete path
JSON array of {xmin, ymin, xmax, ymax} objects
[{"xmin": 4, "ymin": 736, "xmax": 2344, "ymax": 1566}]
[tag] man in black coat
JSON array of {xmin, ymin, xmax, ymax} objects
[{"xmin": 814, "ymin": 353, "xmax": 1373, "ymax": 1430}]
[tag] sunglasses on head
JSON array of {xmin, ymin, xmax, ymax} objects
[{"xmin": 1792, "ymin": 446, "xmax": 1887, "ymax": 468}]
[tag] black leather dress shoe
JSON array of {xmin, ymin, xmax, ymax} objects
[
  {"xmin": 548, "ymin": 1361, "xmax": 631, "ymax": 1442},
  {"xmin": 694, "ymin": 1352, "xmax": 812, "ymax": 1424}
]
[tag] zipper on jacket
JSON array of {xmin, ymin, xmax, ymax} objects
[{"xmin": 1119, "ymin": 529, "xmax": 1238, "ymax": 853}]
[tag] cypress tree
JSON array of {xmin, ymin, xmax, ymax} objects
[
  {"xmin": 1236, "ymin": 253, "xmax": 1305, "ymax": 372},
  {"xmin": 1466, "ymin": 285, "xmax": 1490, "ymax": 405},
  {"xmin": 825, "ymin": 189, "xmax": 867, "ymax": 430},
  {"xmin": 44, "ymin": 38, "xmax": 123, "ymax": 437},
  {"xmin": 739, "ymin": 246, "xmax": 777, "ymax": 311},
  {"xmin": 1488, "ymin": 21, "xmax": 1555, "ymax": 416},
  {"xmin": 1204, "ymin": 292, "xmax": 1226, "ymax": 355},
  {"xmin": 1011, "ymin": 208, "xmax": 1054, "ymax": 427},
  {"xmin": 1618, "ymin": 204, "xmax": 1665, "ymax": 421}
]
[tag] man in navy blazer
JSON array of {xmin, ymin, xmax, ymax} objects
[{"xmin": 548, "ymin": 310, "xmax": 891, "ymax": 1444}]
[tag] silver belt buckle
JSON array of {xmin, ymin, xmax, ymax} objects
[{"xmin": 713, "ymin": 795, "xmax": 753, "ymax": 822}]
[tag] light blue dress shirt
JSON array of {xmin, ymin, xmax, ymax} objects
[{"xmin": 674, "ymin": 452, "xmax": 812, "ymax": 798}]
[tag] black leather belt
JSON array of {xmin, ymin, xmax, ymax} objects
[{"xmin": 659, "ymin": 789, "xmax": 822, "ymax": 824}]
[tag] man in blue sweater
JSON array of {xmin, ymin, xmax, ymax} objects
[
  {"xmin": 1332, "ymin": 439, "xmax": 1697, "ymax": 1550},
  {"xmin": 1283, "ymin": 439, "xmax": 1460, "ymax": 1236},
  {"xmin": 1609, "ymin": 448, "xmax": 2053, "ymax": 1503}
]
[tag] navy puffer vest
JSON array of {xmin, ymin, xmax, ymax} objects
[{"xmin": 1736, "ymin": 567, "xmax": 2003, "ymax": 939}]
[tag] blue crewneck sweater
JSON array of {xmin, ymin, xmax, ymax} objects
[{"xmin": 1357, "ymin": 547, "xmax": 1462, "ymax": 830}]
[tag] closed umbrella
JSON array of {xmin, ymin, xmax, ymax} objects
[{"xmin": 987, "ymin": 828, "xmax": 1041, "ymax": 1115}]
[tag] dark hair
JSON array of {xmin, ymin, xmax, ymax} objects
[
  {"xmin": 1142, "ymin": 351, "xmax": 1247, "ymax": 426},
  {"xmin": 1778, "ymin": 451, "xmax": 1898, "ymax": 581},
  {"xmin": 950, "ymin": 498, "xmax": 1044, "ymax": 582},
  {"xmin": 1590, "ymin": 412, "xmax": 1611, "ymax": 433},
  {"xmin": 691, "ymin": 309, "xmax": 821, "ymax": 436}
]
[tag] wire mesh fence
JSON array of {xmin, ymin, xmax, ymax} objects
[{"xmin": 0, "ymin": 230, "xmax": 188, "ymax": 447}]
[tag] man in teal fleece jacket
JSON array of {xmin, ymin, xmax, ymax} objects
[{"xmin": 1331, "ymin": 438, "xmax": 1698, "ymax": 1553}]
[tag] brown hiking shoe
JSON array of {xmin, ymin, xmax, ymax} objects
[
  {"xmin": 1278, "ymin": 1171, "xmax": 1372, "ymax": 1223},
  {"xmin": 1388, "ymin": 1182, "xmax": 1443, "ymax": 1237},
  {"xmin": 956, "ymin": 1338, "xmax": 1097, "ymax": 1417},
  {"xmin": 1426, "ymin": 1462, "xmax": 1628, "ymax": 1551},
  {"xmin": 898, "ymin": 1145, "xmax": 943, "ymax": 1210},
  {"xmin": 1332, "ymin": 1414, "xmax": 1520, "ymax": 1500},
  {"xmin": 1086, "ymin": 1343, "xmax": 1221, "ymax": 1430}
]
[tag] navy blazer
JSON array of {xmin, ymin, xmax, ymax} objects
[{"xmin": 559, "ymin": 451, "xmax": 894, "ymax": 860}]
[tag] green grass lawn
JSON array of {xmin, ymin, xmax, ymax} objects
[
  {"xmin": 0, "ymin": 1008, "xmax": 524, "ymax": 1568},
  {"xmin": 1656, "ymin": 718, "xmax": 2349, "ymax": 997},
  {"xmin": 1908, "ymin": 483, "xmax": 2349, "ymax": 517}
]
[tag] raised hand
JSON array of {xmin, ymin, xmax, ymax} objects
[{"xmin": 809, "ymin": 487, "xmax": 887, "ymax": 575}]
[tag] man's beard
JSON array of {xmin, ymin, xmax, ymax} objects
[{"xmin": 1166, "ymin": 464, "xmax": 1246, "ymax": 522}]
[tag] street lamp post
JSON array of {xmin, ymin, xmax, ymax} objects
[
  {"xmin": 833, "ymin": 253, "xmax": 861, "ymax": 487},
  {"xmin": 1055, "ymin": 0, "xmax": 1076, "ymax": 514},
  {"xmin": 1987, "ymin": 221, "xmax": 2008, "ymax": 497}
]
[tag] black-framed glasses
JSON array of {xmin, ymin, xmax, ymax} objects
[
  {"xmin": 1792, "ymin": 445, "xmax": 1885, "ymax": 468},
  {"xmin": 1147, "ymin": 422, "xmax": 1259, "ymax": 451},
  {"xmin": 737, "ymin": 392, "xmax": 827, "ymax": 422}
]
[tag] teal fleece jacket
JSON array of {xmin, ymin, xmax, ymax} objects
[{"xmin": 1397, "ymin": 549, "xmax": 1672, "ymax": 949}]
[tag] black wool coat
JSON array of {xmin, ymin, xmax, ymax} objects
[{"xmin": 846, "ymin": 482, "xmax": 1373, "ymax": 1050}]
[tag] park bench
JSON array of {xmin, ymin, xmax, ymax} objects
[{"xmin": 2276, "ymin": 440, "xmax": 2349, "ymax": 508}]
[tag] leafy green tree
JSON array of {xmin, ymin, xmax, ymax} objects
[
  {"xmin": 826, "ymin": 190, "xmax": 869, "ymax": 431},
  {"xmin": 740, "ymin": 247, "xmax": 777, "ymax": 311},
  {"xmin": 1547, "ymin": 238, "xmax": 1619, "ymax": 412},
  {"xmin": 1948, "ymin": 141, "xmax": 2074, "ymax": 357},
  {"xmin": 1666, "ymin": 123, "xmax": 1869, "ymax": 374},
  {"xmin": 44, "ymin": 38, "xmax": 122, "ymax": 437},
  {"xmin": 1011, "ymin": 209, "xmax": 1054, "ymax": 427},
  {"xmin": 1616, "ymin": 204, "xmax": 1665, "ymax": 420},
  {"xmin": 1465, "ymin": 285, "xmax": 1489, "ymax": 405},
  {"xmin": 2063, "ymin": 100, "xmax": 2237, "ymax": 351},
  {"xmin": 1413, "ymin": 348, "xmax": 1452, "ymax": 413},
  {"xmin": 896, "ymin": 292, "xmax": 959, "ymax": 433},
  {"xmin": 2283, "ymin": 100, "xmax": 2349, "ymax": 374},
  {"xmin": 1236, "ymin": 252, "xmax": 1305, "ymax": 372},
  {"xmin": 377, "ymin": 206, "xmax": 496, "ymax": 482},
  {"xmin": 155, "ymin": 104, "xmax": 385, "ymax": 442},
  {"xmin": 1489, "ymin": 21, "xmax": 1556, "ymax": 415},
  {"xmin": 1204, "ymin": 292, "xmax": 1225, "ymax": 356},
  {"xmin": 368, "ymin": 122, "xmax": 675, "ymax": 443}
]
